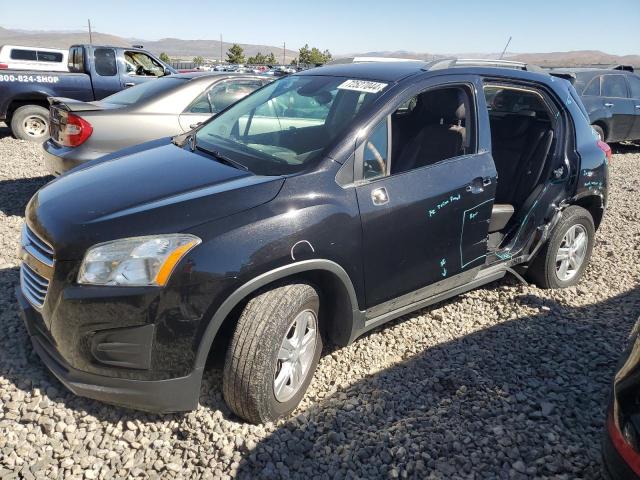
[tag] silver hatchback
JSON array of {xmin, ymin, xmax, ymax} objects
[{"xmin": 42, "ymin": 72, "xmax": 271, "ymax": 175}]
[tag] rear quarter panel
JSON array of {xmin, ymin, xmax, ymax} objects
[{"xmin": 0, "ymin": 71, "xmax": 93, "ymax": 117}]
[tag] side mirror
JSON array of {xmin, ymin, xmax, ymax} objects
[{"xmin": 164, "ymin": 68, "xmax": 172, "ymax": 76}]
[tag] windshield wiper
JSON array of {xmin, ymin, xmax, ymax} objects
[{"xmin": 195, "ymin": 144, "xmax": 249, "ymax": 171}]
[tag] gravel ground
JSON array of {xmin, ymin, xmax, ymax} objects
[{"xmin": 0, "ymin": 122, "xmax": 639, "ymax": 479}]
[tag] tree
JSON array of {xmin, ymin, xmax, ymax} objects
[
  {"xmin": 265, "ymin": 52, "xmax": 277, "ymax": 65},
  {"xmin": 192, "ymin": 56, "xmax": 204, "ymax": 66},
  {"xmin": 159, "ymin": 52, "xmax": 170, "ymax": 63},
  {"xmin": 247, "ymin": 52, "xmax": 266, "ymax": 65},
  {"xmin": 297, "ymin": 44, "xmax": 332, "ymax": 65},
  {"xmin": 226, "ymin": 44, "xmax": 245, "ymax": 64}
]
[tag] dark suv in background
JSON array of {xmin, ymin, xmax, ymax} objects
[
  {"xmin": 551, "ymin": 66, "xmax": 640, "ymax": 143},
  {"xmin": 18, "ymin": 59, "xmax": 609, "ymax": 423}
]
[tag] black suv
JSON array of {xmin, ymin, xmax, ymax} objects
[
  {"xmin": 18, "ymin": 59, "xmax": 610, "ymax": 423},
  {"xmin": 551, "ymin": 66, "xmax": 640, "ymax": 143}
]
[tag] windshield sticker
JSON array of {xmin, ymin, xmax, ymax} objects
[{"xmin": 337, "ymin": 79, "xmax": 387, "ymax": 94}]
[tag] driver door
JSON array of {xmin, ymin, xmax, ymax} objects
[{"xmin": 120, "ymin": 50, "xmax": 164, "ymax": 89}]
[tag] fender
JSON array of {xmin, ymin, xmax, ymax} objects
[{"xmin": 193, "ymin": 259, "xmax": 364, "ymax": 369}]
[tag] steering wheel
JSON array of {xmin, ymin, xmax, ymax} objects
[{"xmin": 135, "ymin": 65, "xmax": 145, "ymax": 76}]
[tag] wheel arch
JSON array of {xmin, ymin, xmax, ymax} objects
[
  {"xmin": 194, "ymin": 259, "xmax": 363, "ymax": 370},
  {"xmin": 592, "ymin": 120, "xmax": 609, "ymax": 142},
  {"xmin": 7, "ymin": 92, "xmax": 50, "ymax": 119},
  {"xmin": 572, "ymin": 194, "xmax": 605, "ymax": 229}
]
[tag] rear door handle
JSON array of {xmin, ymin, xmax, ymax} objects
[
  {"xmin": 124, "ymin": 82, "xmax": 135, "ymax": 87},
  {"xmin": 466, "ymin": 177, "xmax": 489, "ymax": 194},
  {"xmin": 604, "ymin": 102, "xmax": 614, "ymax": 108},
  {"xmin": 635, "ymin": 105, "xmax": 640, "ymax": 109}
]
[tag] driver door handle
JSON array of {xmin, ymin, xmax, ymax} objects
[
  {"xmin": 124, "ymin": 82, "xmax": 135, "ymax": 87},
  {"xmin": 371, "ymin": 187, "xmax": 389, "ymax": 206},
  {"xmin": 604, "ymin": 102, "xmax": 614, "ymax": 108}
]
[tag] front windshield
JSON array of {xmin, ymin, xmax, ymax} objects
[
  {"xmin": 195, "ymin": 75, "xmax": 387, "ymax": 175},
  {"xmin": 105, "ymin": 77, "xmax": 187, "ymax": 106}
]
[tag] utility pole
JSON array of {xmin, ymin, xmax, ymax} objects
[
  {"xmin": 499, "ymin": 36, "xmax": 512, "ymax": 60},
  {"xmin": 283, "ymin": 42, "xmax": 286, "ymax": 65},
  {"xmin": 87, "ymin": 19, "xmax": 93, "ymax": 45},
  {"xmin": 220, "ymin": 34, "xmax": 223, "ymax": 63}
]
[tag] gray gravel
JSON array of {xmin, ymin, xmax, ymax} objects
[{"xmin": 1, "ymin": 122, "xmax": 639, "ymax": 479}]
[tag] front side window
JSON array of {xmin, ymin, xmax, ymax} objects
[
  {"xmin": 94, "ymin": 48, "xmax": 117, "ymax": 76},
  {"xmin": 125, "ymin": 51, "xmax": 164, "ymax": 77},
  {"xmin": 188, "ymin": 79, "xmax": 265, "ymax": 114},
  {"xmin": 362, "ymin": 119, "xmax": 389, "ymax": 180},
  {"xmin": 602, "ymin": 75, "xmax": 628, "ymax": 98},
  {"xmin": 195, "ymin": 75, "xmax": 386, "ymax": 175}
]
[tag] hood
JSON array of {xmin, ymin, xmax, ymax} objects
[{"xmin": 27, "ymin": 141, "xmax": 284, "ymax": 259}]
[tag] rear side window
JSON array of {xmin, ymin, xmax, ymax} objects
[
  {"xmin": 10, "ymin": 49, "xmax": 37, "ymax": 61},
  {"xmin": 94, "ymin": 48, "xmax": 117, "ymax": 76},
  {"xmin": 36, "ymin": 51, "xmax": 63, "ymax": 62},
  {"xmin": 582, "ymin": 76, "xmax": 600, "ymax": 96},
  {"xmin": 602, "ymin": 75, "xmax": 628, "ymax": 98},
  {"xmin": 104, "ymin": 77, "xmax": 186, "ymax": 105},
  {"xmin": 188, "ymin": 79, "xmax": 265, "ymax": 114},
  {"xmin": 68, "ymin": 46, "xmax": 84, "ymax": 71},
  {"xmin": 628, "ymin": 75, "xmax": 640, "ymax": 99}
]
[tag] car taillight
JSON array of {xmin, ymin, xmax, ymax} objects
[
  {"xmin": 0, "ymin": 63, "xmax": 8, "ymax": 69},
  {"xmin": 597, "ymin": 139, "xmax": 612, "ymax": 162},
  {"xmin": 62, "ymin": 113, "xmax": 92, "ymax": 147},
  {"xmin": 608, "ymin": 413, "xmax": 640, "ymax": 475}
]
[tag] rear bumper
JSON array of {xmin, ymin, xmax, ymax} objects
[
  {"xmin": 17, "ymin": 288, "xmax": 203, "ymax": 413},
  {"xmin": 42, "ymin": 139, "xmax": 102, "ymax": 176}
]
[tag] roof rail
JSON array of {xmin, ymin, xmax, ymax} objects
[
  {"xmin": 427, "ymin": 58, "xmax": 544, "ymax": 72},
  {"xmin": 612, "ymin": 64, "xmax": 634, "ymax": 72},
  {"xmin": 327, "ymin": 56, "xmax": 422, "ymax": 65}
]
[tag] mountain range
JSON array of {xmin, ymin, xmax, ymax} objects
[{"xmin": 1, "ymin": 27, "xmax": 638, "ymax": 67}]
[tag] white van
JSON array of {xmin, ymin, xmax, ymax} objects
[{"xmin": 0, "ymin": 45, "xmax": 68, "ymax": 72}]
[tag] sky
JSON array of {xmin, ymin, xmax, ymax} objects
[{"xmin": 1, "ymin": 0, "xmax": 639, "ymax": 55}]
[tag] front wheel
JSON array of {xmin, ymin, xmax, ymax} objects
[
  {"xmin": 10, "ymin": 105, "xmax": 49, "ymax": 142},
  {"xmin": 222, "ymin": 283, "xmax": 322, "ymax": 423},
  {"xmin": 526, "ymin": 205, "xmax": 595, "ymax": 289}
]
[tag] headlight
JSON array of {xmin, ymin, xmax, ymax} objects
[{"xmin": 78, "ymin": 234, "xmax": 201, "ymax": 286}]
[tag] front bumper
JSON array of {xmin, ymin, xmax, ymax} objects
[
  {"xmin": 603, "ymin": 422, "xmax": 640, "ymax": 480},
  {"xmin": 18, "ymin": 289, "xmax": 203, "ymax": 413}
]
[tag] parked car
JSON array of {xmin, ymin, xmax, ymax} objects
[
  {"xmin": 0, "ymin": 44, "xmax": 176, "ymax": 141},
  {"xmin": 43, "ymin": 72, "xmax": 271, "ymax": 175},
  {"xmin": 602, "ymin": 320, "xmax": 640, "ymax": 479},
  {"xmin": 18, "ymin": 59, "xmax": 609, "ymax": 423},
  {"xmin": 0, "ymin": 45, "xmax": 68, "ymax": 72},
  {"xmin": 550, "ymin": 66, "xmax": 640, "ymax": 143}
]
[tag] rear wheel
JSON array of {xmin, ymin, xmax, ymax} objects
[
  {"xmin": 222, "ymin": 283, "xmax": 322, "ymax": 423},
  {"xmin": 526, "ymin": 206, "xmax": 595, "ymax": 289},
  {"xmin": 10, "ymin": 105, "xmax": 49, "ymax": 142}
]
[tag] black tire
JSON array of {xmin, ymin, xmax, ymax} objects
[
  {"xmin": 526, "ymin": 205, "xmax": 595, "ymax": 289},
  {"xmin": 10, "ymin": 105, "xmax": 49, "ymax": 142},
  {"xmin": 223, "ymin": 283, "xmax": 322, "ymax": 423},
  {"xmin": 592, "ymin": 124, "xmax": 605, "ymax": 142}
]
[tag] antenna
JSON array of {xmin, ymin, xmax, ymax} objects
[
  {"xmin": 499, "ymin": 36, "xmax": 512, "ymax": 60},
  {"xmin": 87, "ymin": 19, "xmax": 93, "ymax": 45}
]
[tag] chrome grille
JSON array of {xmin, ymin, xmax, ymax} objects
[
  {"xmin": 20, "ymin": 263, "xmax": 50, "ymax": 308},
  {"xmin": 22, "ymin": 225, "xmax": 54, "ymax": 267}
]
